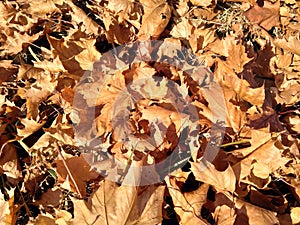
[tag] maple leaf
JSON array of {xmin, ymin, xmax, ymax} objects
[
  {"xmin": 0, "ymin": 61, "xmax": 18, "ymax": 83},
  {"xmin": 273, "ymin": 34, "xmax": 300, "ymax": 57},
  {"xmin": 207, "ymin": 36, "xmax": 252, "ymax": 73},
  {"xmin": 170, "ymin": 17, "xmax": 193, "ymax": 39},
  {"xmin": 107, "ymin": 0, "xmax": 135, "ymax": 14},
  {"xmin": 0, "ymin": 188, "xmax": 17, "ymax": 224},
  {"xmin": 71, "ymin": 179, "xmax": 165, "ymax": 225},
  {"xmin": 67, "ymin": 1, "xmax": 100, "ymax": 35},
  {"xmin": 231, "ymin": 132, "xmax": 289, "ymax": 186}
]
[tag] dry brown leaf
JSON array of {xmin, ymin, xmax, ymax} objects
[
  {"xmin": 104, "ymin": 12, "xmax": 135, "ymax": 44},
  {"xmin": 107, "ymin": 0, "xmax": 135, "ymax": 14},
  {"xmin": 273, "ymin": 35, "xmax": 300, "ymax": 56},
  {"xmin": 214, "ymin": 59, "xmax": 265, "ymax": 107},
  {"xmin": 28, "ymin": 214, "xmax": 57, "ymax": 225},
  {"xmin": 0, "ymin": 188, "xmax": 17, "ymax": 225},
  {"xmin": 47, "ymin": 35, "xmax": 100, "ymax": 75},
  {"xmin": 234, "ymin": 197, "xmax": 280, "ymax": 225},
  {"xmin": 165, "ymin": 175, "xmax": 210, "ymax": 225},
  {"xmin": 0, "ymin": 28, "xmax": 40, "ymax": 56},
  {"xmin": 212, "ymin": 192, "xmax": 280, "ymax": 225},
  {"xmin": 24, "ymin": 0, "xmax": 60, "ymax": 16},
  {"xmin": 33, "ymin": 188, "xmax": 61, "ymax": 210},
  {"xmin": 67, "ymin": 1, "xmax": 100, "ymax": 35},
  {"xmin": 191, "ymin": 160, "xmax": 236, "ymax": 193},
  {"xmin": 138, "ymin": 0, "xmax": 171, "ymax": 39},
  {"xmin": 170, "ymin": 17, "xmax": 193, "ymax": 39},
  {"xmin": 94, "ymin": 70, "xmax": 127, "ymax": 137},
  {"xmin": 55, "ymin": 154, "xmax": 99, "ymax": 197},
  {"xmin": 223, "ymin": 87, "xmax": 247, "ymax": 132},
  {"xmin": 212, "ymin": 204, "xmax": 236, "ymax": 225},
  {"xmin": 232, "ymin": 136, "xmax": 289, "ymax": 186},
  {"xmin": 189, "ymin": 0, "xmax": 214, "ymax": 7},
  {"xmin": 16, "ymin": 118, "xmax": 44, "ymax": 138},
  {"xmin": 244, "ymin": 1, "xmax": 280, "ymax": 30},
  {"xmin": 291, "ymin": 207, "xmax": 300, "ymax": 224},
  {"xmin": 0, "ymin": 144, "xmax": 22, "ymax": 181},
  {"xmin": 0, "ymin": 61, "xmax": 18, "ymax": 83},
  {"xmin": 71, "ymin": 179, "xmax": 165, "ymax": 225},
  {"xmin": 207, "ymin": 36, "xmax": 252, "ymax": 73},
  {"xmin": 29, "ymin": 210, "xmax": 72, "ymax": 225}
]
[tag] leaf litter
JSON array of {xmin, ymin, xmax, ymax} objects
[{"xmin": 0, "ymin": 0, "xmax": 299, "ymax": 224}]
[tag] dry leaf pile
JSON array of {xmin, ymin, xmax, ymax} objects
[{"xmin": 0, "ymin": 0, "xmax": 300, "ymax": 224}]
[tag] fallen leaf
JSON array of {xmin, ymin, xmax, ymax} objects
[
  {"xmin": 244, "ymin": 1, "xmax": 280, "ymax": 30},
  {"xmin": 55, "ymin": 154, "xmax": 99, "ymax": 197},
  {"xmin": 138, "ymin": 0, "xmax": 171, "ymax": 39},
  {"xmin": 165, "ymin": 175, "xmax": 210, "ymax": 224},
  {"xmin": 214, "ymin": 59, "xmax": 265, "ymax": 107},
  {"xmin": 190, "ymin": 0, "xmax": 214, "ymax": 7},
  {"xmin": 71, "ymin": 179, "xmax": 165, "ymax": 225},
  {"xmin": 191, "ymin": 160, "xmax": 236, "ymax": 193}
]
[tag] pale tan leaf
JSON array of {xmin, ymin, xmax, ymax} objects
[
  {"xmin": 232, "ymin": 136, "xmax": 289, "ymax": 185},
  {"xmin": 107, "ymin": 0, "xmax": 134, "ymax": 14},
  {"xmin": 170, "ymin": 18, "xmax": 193, "ymax": 39},
  {"xmin": 273, "ymin": 35, "xmax": 300, "ymax": 56},
  {"xmin": 189, "ymin": 0, "xmax": 214, "ymax": 7},
  {"xmin": 213, "ymin": 204, "xmax": 236, "ymax": 225},
  {"xmin": 291, "ymin": 207, "xmax": 300, "ymax": 224},
  {"xmin": 17, "ymin": 118, "xmax": 44, "ymax": 138},
  {"xmin": 191, "ymin": 160, "xmax": 236, "ymax": 193},
  {"xmin": 207, "ymin": 36, "xmax": 252, "ymax": 73},
  {"xmin": 138, "ymin": 0, "xmax": 171, "ymax": 38},
  {"xmin": 67, "ymin": 1, "xmax": 100, "ymax": 34}
]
